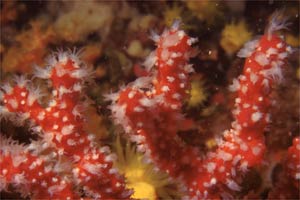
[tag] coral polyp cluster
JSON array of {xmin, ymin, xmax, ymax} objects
[
  {"xmin": 107, "ymin": 14, "xmax": 298, "ymax": 199},
  {"xmin": 0, "ymin": 51, "xmax": 132, "ymax": 199},
  {"xmin": 0, "ymin": 1, "xmax": 299, "ymax": 199}
]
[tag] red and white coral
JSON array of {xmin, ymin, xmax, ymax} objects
[
  {"xmin": 0, "ymin": 51, "xmax": 132, "ymax": 199},
  {"xmin": 108, "ymin": 14, "xmax": 295, "ymax": 199},
  {"xmin": 286, "ymin": 137, "xmax": 300, "ymax": 187},
  {"xmin": 106, "ymin": 21, "xmax": 201, "ymax": 189}
]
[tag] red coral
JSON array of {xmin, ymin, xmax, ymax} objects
[
  {"xmin": 108, "ymin": 14, "xmax": 294, "ymax": 199},
  {"xmin": 0, "ymin": 51, "xmax": 132, "ymax": 199},
  {"xmin": 268, "ymin": 138, "xmax": 300, "ymax": 199},
  {"xmin": 286, "ymin": 137, "xmax": 300, "ymax": 188}
]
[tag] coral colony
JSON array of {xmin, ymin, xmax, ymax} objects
[
  {"xmin": 0, "ymin": 13, "xmax": 299, "ymax": 200},
  {"xmin": 0, "ymin": 52, "xmax": 132, "ymax": 199},
  {"xmin": 107, "ymin": 14, "xmax": 298, "ymax": 199}
]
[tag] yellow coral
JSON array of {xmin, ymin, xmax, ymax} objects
[
  {"xmin": 285, "ymin": 33, "xmax": 300, "ymax": 47},
  {"xmin": 54, "ymin": 2, "xmax": 114, "ymax": 42},
  {"xmin": 130, "ymin": 182, "xmax": 156, "ymax": 199},
  {"xmin": 205, "ymin": 138, "xmax": 218, "ymax": 150},
  {"xmin": 127, "ymin": 40, "xmax": 150, "ymax": 58},
  {"xmin": 114, "ymin": 137, "xmax": 181, "ymax": 199},
  {"xmin": 163, "ymin": 4, "xmax": 183, "ymax": 27},
  {"xmin": 2, "ymin": 20, "xmax": 55, "ymax": 73},
  {"xmin": 187, "ymin": 77, "xmax": 207, "ymax": 108},
  {"xmin": 220, "ymin": 20, "xmax": 252, "ymax": 56},
  {"xmin": 186, "ymin": 0, "xmax": 223, "ymax": 25},
  {"xmin": 129, "ymin": 14, "xmax": 157, "ymax": 32}
]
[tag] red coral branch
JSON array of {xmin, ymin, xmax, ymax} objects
[
  {"xmin": 1, "ymin": 136, "xmax": 75, "ymax": 199},
  {"xmin": 0, "ymin": 51, "xmax": 132, "ymax": 199},
  {"xmin": 108, "ymin": 14, "xmax": 294, "ymax": 199},
  {"xmin": 287, "ymin": 137, "xmax": 300, "ymax": 187}
]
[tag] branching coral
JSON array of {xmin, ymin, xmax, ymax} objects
[
  {"xmin": 0, "ymin": 51, "xmax": 132, "ymax": 199},
  {"xmin": 0, "ymin": 5, "xmax": 299, "ymax": 199},
  {"xmin": 107, "ymin": 13, "xmax": 298, "ymax": 199},
  {"xmin": 286, "ymin": 137, "xmax": 300, "ymax": 187}
]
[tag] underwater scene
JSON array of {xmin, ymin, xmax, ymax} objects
[{"xmin": 0, "ymin": 0, "xmax": 299, "ymax": 199}]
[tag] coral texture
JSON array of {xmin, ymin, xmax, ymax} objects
[
  {"xmin": 0, "ymin": 6, "xmax": 299, "ymax": 199},
  {"xmin": 0, "ymin": 51, "xmax": 132, "ymax": 199},
  {"xmin": 287, "ymin": 137, "xmax": 300, "ymax": 187},
  {"xmin": 107, "ymin": 14, "xmax": 298, "ymax": 199}
]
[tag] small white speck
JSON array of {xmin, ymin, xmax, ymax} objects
[
  {"xmin": 241, "ymin": 86, "xmax": 248, "ymax": 94},
  {"xmin": 243, "ymin": 103, "xmax": 250, "ymax": 108},
  {"xmin": 171, "ymin": 104, "xmax": 178, "ymax": 110},
  {"xmin": 128, "ymin": 91, "xmax": 136, "ymax": 99},
  {"xmin": 134, "ymin": 106, "xmax": 144, "ymax": 112},
  {"xmin": 278, "ymin": 52, "xmax": 288, "ymax": 59},
  {"xmin": 161, "ymin": 85, "xmax": 170, "ymax": 92},
  {"xmin": 53, "ymin": 124, "xmax": 59, "ymax": 130},
  {"xmin": 49, "ymin": 100, "xmax": 57, "ymax": 107},
  {"xmin": 166, "ymin": 76, "xmax": 175, "ymax": 83},
  {"xmin": 252, "ymin": 146, "xmax": 261, "ymax": 156},
  {"xmin": 286, "ymin": 46, "xmax": 292, "ymax": 53},
  {"xmin": 67, "ymin": 139, "xmax": 76, "ymax": 146},
  {"xmin": 276, "ymin": 43, "xmax": 283, "ymax": 48},
  {"xmin": 62, "ymin": 116, "xmax": 68, "ymax": 122},
  {"xmin": 178, "ymin": 73, "xmax": 186, "ymax": 80},
  {"xmin": 178, "ymin": 31, "xmax": 185, "ymax": 39},
  {"xmin": 166, "ymin": 59, "xmax": 174, "ymax": 66},
  {"xmin": 2, "ymin": 169, "xmax": 8, "ymax": 175},
  {"xmin": 235, "ymin": 98, "xmax": 241, "ymax": 104},
  {"xmin": 210, "ymin": 178, "xmax": 217, "ymax": 185},
  {"xmin": 137, "ymin": 122, "xmax": 143, "ymax": 127},
  {"xmin": 172, "ymin": 93, "xmax": 181, "ymax": 100},
  {"xmin": 251, "ymin": 112, "xmax": 262, "ymax": 122},
  {"xmin": 53, "ymin": 112, "xmax": 59, "ymax": 118},
  {"xmin": 52, "ymin": 90, "xmax": 58, "ymax": 96}
]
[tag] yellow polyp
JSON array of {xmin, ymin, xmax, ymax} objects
[
  {"xmin": 285, "ymin": 33, "xmax": 300, "ymax": 47},
  {"xmin": 113, "ymin": 136, "xmax": 181, "ymax": 199},
  {"xmin": 163, "ymin": 4, "xmax": 183, "ymax": 27},
  {"xmin": 125, "ymin": 168, "xmax": 144, "ymax": 181},
  {"xmin": 188, "ymin": 77, "xmax": 207, "ymax": 108},
  {"xmin": 186, "ymin": 0, "xmax": 223, "ymax": 25},
  {"xmin": 206, "ymin": 138, "xmax": 217, "ymax": 149},
  {"xmin": 129, "ymin": 181, "xmax": 156, "ymax": 200},
  {"xmin": 220, "ymin": 20, "xmax": 252, "ymax": 56},
  {"xmin": 297, "ymin": 67, "xmax": 300, "ymax": 80}
]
